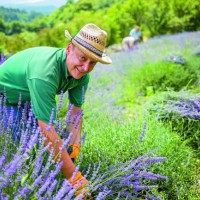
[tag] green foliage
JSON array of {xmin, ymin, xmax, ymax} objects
[
  {"xmin": 0, "ymin": 17, "xmax": 6, "ymax": 33},
  {"xmin": 168, "ymin": 0, "xmax": 200, "ymax": 32},
  {"xmin": 117, "ymin": 55, "xmax": 200, "ymax": 109},
  {"xmin": 3, "ymin": 31, "xmax": 37, "ymax": 53},
  {"xmin": 134, "ymin": 62, "xmax": 196, "ymax": 93},
  {"xmin": 74, "ymin": 0, "xmax": 94, "ymax": 12},
  {"xmin": 1, "ymin": 0, "xmax": 200, "ymax": 53},
  {"xmin": 26, "ymin": 17, "xmax": 49, "ymax": 32},
  {"xmin": 10, "ymin": 21, "xmax": 25, "ymax": 34},
  {"xmin": 0, "ymin": 6, "xmax": 43, "ymax": 23},
  {"xmin": 0, "ymin": 7, "xmax": 47, "ymax": 36},
  {"xmin": 143, "ymin": 0, "xmax": 171, "ymax": 36}
]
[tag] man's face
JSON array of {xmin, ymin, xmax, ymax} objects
[{"xmin": 66, "ymin": 43, "xmax": 97, "ymax": 79}]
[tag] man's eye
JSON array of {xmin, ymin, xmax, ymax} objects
[
  {"xmin": 79, "ymin": 56, "xmax": 86, "ymax": 61},
  {"xmin": 91, "ymin": 62, "xmax": 97, "ymax": 66}
]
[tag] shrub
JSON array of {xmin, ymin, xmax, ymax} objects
[{"xmin": 146, "ymin": 91, "xmax": 200, "ymax": 152}]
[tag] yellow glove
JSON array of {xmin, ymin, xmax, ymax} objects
[
  {"xmin": 68, "ymin": 144, "xmax": 80, "ymax": 160},
  {"xmin": 68, "ymin": 171, "xmax": 90, "ymax": 198}
]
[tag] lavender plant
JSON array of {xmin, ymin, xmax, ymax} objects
[
  {"xmin": 0, "ymin": 53, "xmax": 12, "ymax": 65},
  {"xmin": 166, "ymin": 93, "xmax": 200, "ymax": 120},
  {"xmin": 147, "ymin": 91, "xmax": 200, "ymax": 151},
  {"xmin": 86, "ymin": 151, "xmax": 168, "ymax": 199},
  {"xmin": 0, "ymin": 91, "xmax": 168, "ymax": 199},
  {"xmin": 0, "ymin": 54, "xmax": 6, "ymax": 65}
]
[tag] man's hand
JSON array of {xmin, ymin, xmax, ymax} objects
[
  {"xmin": 68, "ymin": 144, "xmax": 80, "ymax": 162},
  {"xmin": 38, "ymin": 120, "xmax": 76, "ymax": 179},
  {"xmin": 68, "ymin": 171, "xmax": 90, "ymax": 198}
]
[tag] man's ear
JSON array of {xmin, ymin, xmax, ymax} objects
[{"xmin": 66, "ymin": 43, "xmax": 73, "ymax": 55}]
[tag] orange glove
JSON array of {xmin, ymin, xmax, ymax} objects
[
  {"xmin": 68, "ymin": 144, "xmax": 80, "ymax": 160},
  {"xmin": 68, "ymin": 171, "xmax": 90, "ymax": 198}
]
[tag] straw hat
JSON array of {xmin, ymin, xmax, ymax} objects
[{"xmin": 65, "ymin": 24, "xmax": 112, "ymax": 64}]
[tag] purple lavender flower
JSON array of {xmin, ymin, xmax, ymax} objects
[
  {"xmin": 88, "ymin": 152, "xmax": 168, "ymax": 199},
  {"xmin": 0, "ymin": 176, "xmax": 9, "ymax": 189},
  {"xmin": 63, "ymin": 188, "xmax": 76, "ymax": 199},
  {"xmin": 18, "ymin": 185, "xmax": 32, "ymax": 198},
  {"xmin": 60, "ymin": 132, "xmax": 73, "ymax": 151},
  {"xmin": 65, "ymin": 104, "xmax": 74, "ymax": 125},
  {"xmin": 4, "ymin": 155, "xmax": 22, "ymax": 177},
  {"xmin": 23, "ymin": 127, "xmax": 40, "ymax": 158},
  {"xmin": 138, "ymin": 120, "xmax": 147, "ymax": 142},
  {"xmin": 46, "ymin": 179, "xmax": 58, "ymax": 197},
  {"xmin": 156, "ymin": 92, "xmax": 200, "ymax": 121},
  {"xmin": 17, "ymin": 93, "xmax": 22, "ymax": 109},
  {"xmin": 90, "ymin": 162, "xmax": 101, "ymax": 181},
  {"xmin": 82, "ymin": 86, "xmax": 85, "ymax": 104},
  {"xmin": 96, "ymin": 189, "xmax": 111, "ymax": 200},
  {"xmin": 32, "ymin": 175, "xmax": 43, "ymax": 188},
  {"xmin": 57, "ymin": 91, "xmax": 64, "ymax": 113},
  {"xmin": 49, "ymin": 161, "xmax": 63, "ymax": 181},
  {"xmin": 72, "ymin": 110, "xmax": 82, "ymax": 124},
  {"xmin": 0, "ymin": 154, "xmax": 7, "ymax": 169},
  {"xmin": 32, "ymin": 155, "xmax": 44, "ymax": 178},
  {"xmin": 75, "ymin": 194, "xmax": 84, "ymax": 200},
  {"xmin": 0, "ymin": 53, "xmax": 6, "ymax": 65},
  {"xmin": 70, "ymin": 166, "xmax": 80, "ymax": 182},
  {"xmin": 48, "ymin": 108, "xmax": 55, "ymax": 126},
  {"xmin": 0, "ymin": 193, "xmax": 9, "ymax": 200},
  {"xmin": 81, "ymin": 132, "xmax": 87, "ymax": 146},
  {"xmin": 53, "ymin": 179, "xmax": 73, "ymax": 200},
  {"xmin": 74, "ymin": 112, "xmax": 83, "ymax": 129},
  {"xmin": 37, "ymin": 175, "xmax": 52, "ymax": 196}
]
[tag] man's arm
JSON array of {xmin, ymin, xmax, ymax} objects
[
  {"xmin": 38, "ymin": 120, "xmax": 76, "ymax": 179},
  {"xmin": 37, "ymin": 105, "xmax": 83, "ymax": 179}
]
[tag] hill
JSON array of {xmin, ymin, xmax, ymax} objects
[
  {"xmin": 1, "ymin": 4, "xmax": 57, "ymax": 15},
  {"xmin": 0, "ymin": 6, "xmax": 43, "ymax": 22}
]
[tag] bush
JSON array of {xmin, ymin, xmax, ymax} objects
[{"xmin": 146, "ymin": 91, "xmax": 200, "ymax": 152}]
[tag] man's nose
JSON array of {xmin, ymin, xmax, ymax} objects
[{"xmin": 83, "ymin": 63, "xmax": 90, "ymax": 72}]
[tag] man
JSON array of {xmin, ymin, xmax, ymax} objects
[
  {"xmin": 129, "ymin": 26, "xmax": 142, "ymax": 43},
  {"xmin": 0, "ymin": 24, "xmax": 112, "ymax": 195},
  {"xmin": 122, "ymin": 26, "xmax": 142, "ymax": 50}
]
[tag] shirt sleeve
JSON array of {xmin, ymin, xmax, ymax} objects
[
  {"xmin": 27, "ymin": 79, "xmax": 57, "ymax": 123},
  {"xmin": 68, "ymin": 74, "xmax": 90, "ymax": 107}
]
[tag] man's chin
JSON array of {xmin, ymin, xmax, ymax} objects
[{"xmin": 71, "ymin": 74, "xmax": 83, "ymax": 79}]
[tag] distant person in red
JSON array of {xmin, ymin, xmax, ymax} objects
[{"xmin": 0, "ymin": 23, "xmax": 112, "ymax": 197}]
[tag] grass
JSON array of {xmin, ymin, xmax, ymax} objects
[
  {"xmin": 80, "ymin": 112, "xmax": 199, "ymax": 199},
  {"xmin": 78, "ymin": 31, "xmax": 200, "ymax": 199}
]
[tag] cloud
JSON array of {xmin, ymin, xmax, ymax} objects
[{"xmin": 28, "ymin": 0, "xmax": 45, "ymax": 3}]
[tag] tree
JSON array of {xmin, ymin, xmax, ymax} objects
[
  {"xmin": 0, "ymin": 18, "xmax": 5, "ymax": 33},
  {"xmin": 10, "ymin": 21, "xmax": 24, "ymax": 34}
]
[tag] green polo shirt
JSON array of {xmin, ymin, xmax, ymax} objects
[{"xmin": 0, "ymin": 47, "xmax": 89, "ymax": 123}]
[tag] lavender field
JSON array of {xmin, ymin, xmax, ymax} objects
[{"xmin": 0, "ymin": 31, "xmax": 200, "ymax": 199}]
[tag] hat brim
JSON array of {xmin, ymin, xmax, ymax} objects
[{"xmin": 65, "ymin": 30, "xmax": 112, "ymax": 64}]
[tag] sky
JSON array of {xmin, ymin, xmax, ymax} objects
[{"xmin": 0, "ymin": 0, "xmax": 67, "ymax": 7}]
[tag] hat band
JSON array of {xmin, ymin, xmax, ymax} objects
[{"xmin": 73, "ymin": 36, "xmax": 103, "ymax": 57}]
